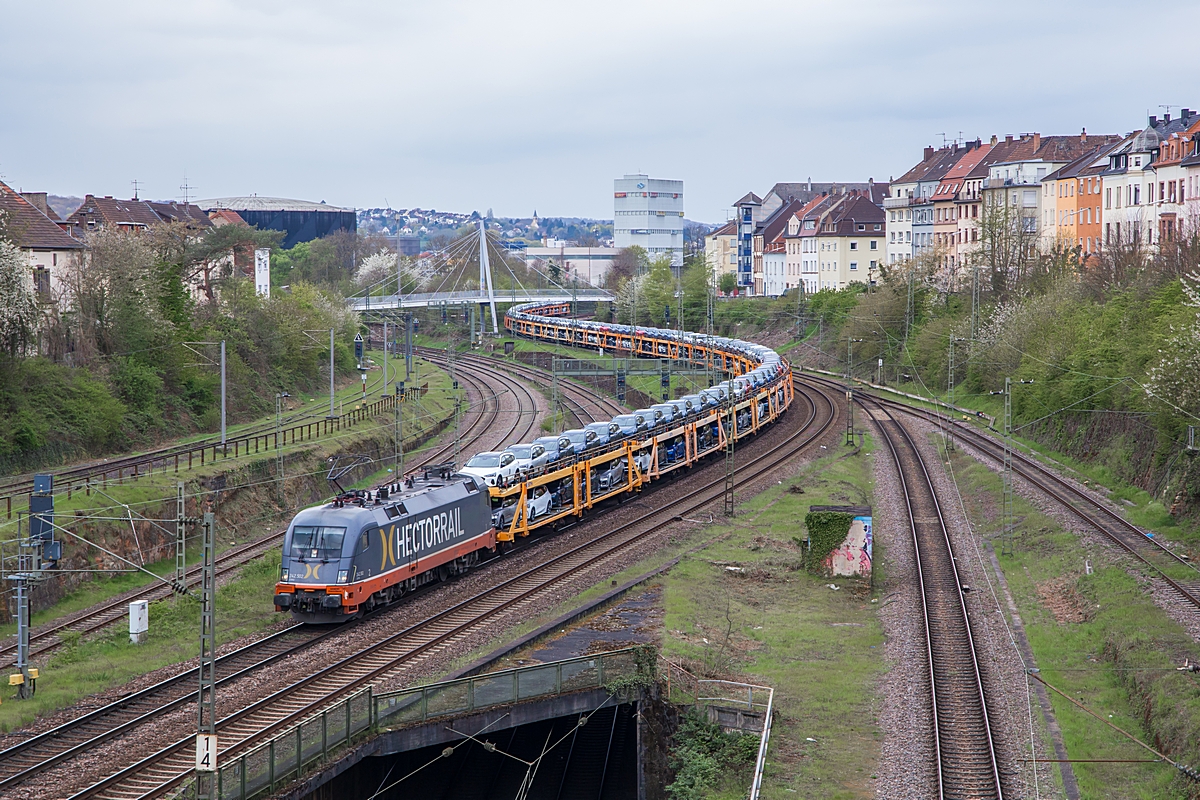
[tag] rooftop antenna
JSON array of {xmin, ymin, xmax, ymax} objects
[
  {"xmin": 180, "ymin": 177, "xmax": 193, "ymax": 204},
  {"xmin": 1159, "ymin": 104, "xmax": 1179, "ymax": 119},
  {"xmin": 937, "ymin": 133, "xmax": 947, "ymax": 147},
  {"xmin": 131, "ymin": 179, "xmax": 141, "ymax": 200}
]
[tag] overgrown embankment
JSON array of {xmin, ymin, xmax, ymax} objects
[{"xmin": 1, "ymin": 360, "xmax": 453, "ymax": 621}]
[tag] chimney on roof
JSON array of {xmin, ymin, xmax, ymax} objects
[
  {"xmin": 990, "ymin": 134, "xmax": 998, "ymax": 146},
  {"xmin": 1005, "ymin": 135, "xmax": 1013, "ymax": 143},
  {"xmin": 1164, "ymin": 112, "xmax": 1171, "ymax": 124},
  {"xmin": 105, "ymin": 195, "xmax": 113, "ymax": 199},
  {"xmin": 1183, "ymin": 108, "xmax": 1191, "ymax": 120},
  {"xmin": 924, "ymin": 146, "xmax": 934, "ymax": 160},
  {"xmin": 1033, "ymin": 133, "xmax": 1041, "ymax": 150},
  {"xmin": 1081, "ymin": 127, "xmax": 1087, "ymax": 145},
  {"xmin": 1150, "ymin": 115, "xmax": 1158, "ymax": 127},
  {"xmin": 807, "ymin": 177, "xmax": 812, "ymax": 191}
]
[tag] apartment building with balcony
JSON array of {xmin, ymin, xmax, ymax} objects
[
  {"xmin": 930, "ymin": 140, "xmax": 990, "ymax": 278},
  {"xmin": 732, "ymin": 192, "xmax": 762, "ymax": 292}
]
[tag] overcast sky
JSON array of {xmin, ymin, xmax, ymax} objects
[{"xmin": 3, "ymin": 0, "xmax": 1198, "ymax": 223}]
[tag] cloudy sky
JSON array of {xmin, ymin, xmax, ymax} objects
[{"xmin": 2, "ymin": 0, "xmax": 1198, "ymax": 222}]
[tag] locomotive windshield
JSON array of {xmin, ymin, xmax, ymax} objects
[
  {"xmin": 466, "ymin": 454, "xmax": 501, "ymax": 468},
  {"xmin": 291, "ymin": 526, "xmax": 346, "ymax": 557}
]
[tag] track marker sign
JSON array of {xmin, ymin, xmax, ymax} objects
[{"xmin": 196, "ymin": 733, "xmax": 218, "ymax": 772}]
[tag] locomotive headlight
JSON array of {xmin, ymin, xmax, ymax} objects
[
  {"xmin": 337, "ymin": 570, "xmax": 349, "ymax": 584},
  {"xmin": 280, "ymin": 568, "xmax": 289, "ymax": 582}
]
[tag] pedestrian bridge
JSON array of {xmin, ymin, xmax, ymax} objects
[{"xmin": 350, "ymin": 289, "xmax": 614, "ymax": 312}]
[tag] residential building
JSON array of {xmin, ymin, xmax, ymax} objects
[
  {"xmin": 732, "ymin": 192, "xmax": 761, "ymax": 291},
  {"xmin": 1149, "ymin": 110, "xmax": 1200, "ymax": 243},
  {"xmin": 64, "ymin": 195, "xmax": 165, "ymax": 237},
  {"xmin": 1183, "ymin": 125, "xmax": 1200, "ymax": 237},
  {"xmin": 1039, "ymin": 140, "xmax": 1119, "ymax": 259},
  {"xmin": 910, "ymin": 146, "xmax": 973, "ymax": 263},
  {"xmin": 758, "ymin": 180, "xmax": 879, "ymax": 220},
  {"xmin": 524, "ymin": 245, "xmax": 619, "ymax": 288},
  {"xmin": 732, "ymin": 180, "xmax": 887, "ymax": 294},
  {"xmin": 0, "ymin": 180, "xmax": 84, "ymax": 301},
  {"xmin": 613, "ymin": 174, "xmax": 684, "ymax": 267},
  {"xmin": 63, "ymin": 195, "xmax": 214, "ymax": 240},
  {"xmin": 753, "ymin": 196, "xmax": 811, "ymax": 297},
  {"xmin": 886, "ymin": 147, "xmax": 944, "ymax": 265},
  {"xmin": 931, "ymin": 140, "xmax": 990, "ymax": 279},
  {"xmin": 982, "ymin": 132, "xmax": 1121, "ymax": 248},
  {"xmin": 811, "ymin": 193, "xmax": 885, "ymax": 290},
  {"xmin": 754, "ymin": 198, "xmax": 809, "ymax": 296},
  {"xmin": 704, "ymin": 220, "xmax": 737, "ymax": 289},
  {"xmin": 784, "ymin": 195, "xmax": 838, "ymax": 295}
]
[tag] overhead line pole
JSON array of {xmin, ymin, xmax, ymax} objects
[{"xmin": 219, "ymin": 340, "xmax": 226, "ymax": 452}]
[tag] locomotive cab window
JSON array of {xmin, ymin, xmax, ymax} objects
[{"xmin": 291, "ymin": 526, "xmax": 346, "ymax": 557}]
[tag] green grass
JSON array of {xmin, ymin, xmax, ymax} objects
[
  {"xmin": 0, "ymin": 549, "xmax": 283, "ymax": 730},
  {"xmin": 660, "ymin": 439, "xmax": 882, "ymax": 799},
  {"xmin": 948, "ymin": 444, "xmax": 1200, "ymax": 799}
]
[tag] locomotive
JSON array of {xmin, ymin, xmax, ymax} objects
[
  {"xmin": 275, "ymin": 301, "xmax": 791, "ymax": 622},
  {"xmin": 273, "ymin": 466, "xmax": 494, "ymax": 623}
]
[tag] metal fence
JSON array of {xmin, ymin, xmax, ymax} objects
[
  {"xmin": 661, "ymin": 659, "xmax": 775, "ymax": 800},
  {"xmin": 375, "ymin": 647, "xmax": 644, "ymax": 727},
  {"xmin": 211, "ymin": 687, "xmax": 374, "ymax": 800},
  {"xmin": 200, "ymin": 647, "xmax": 650, "ymax": 800}
]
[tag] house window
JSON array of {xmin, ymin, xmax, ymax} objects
[
  {"xmin": 849, "ymin": 262, "xmax": 858, "ymax": 270},
  {"xmin": 850, "ymin": 241, "xmax": 858, "ymax": 251},
  {"xmin": 857, "ymin": 224, "xmax": 865, "ymax": 231},
  {"xmin": 870, "ymin": 240, "xmax": 878, "ymax": 250},
  {"xmin": 33, "ymin": 268, "xmax": 50, "ymax": 301},
  {"xmin": 873, "ymin": 224, "xmax": 881, "ymax": 231}
]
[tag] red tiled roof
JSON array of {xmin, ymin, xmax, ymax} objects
[{"xmin": 0, "ymin": 180, "xmax": 83, "ymax": 250}]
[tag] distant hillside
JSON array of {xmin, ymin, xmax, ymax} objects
[{"xmin": 48, "ymin": 194, "xmax": 83, "ymax": 219}]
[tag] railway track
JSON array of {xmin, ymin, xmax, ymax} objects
[
  {"xmin": 65, "ymin": 376, "xmax": 838, "ymax": 800},
  {"xmin": 0, "ymin": 354, "xmax": 553, "ymax": 793},
  {"xmin": 862, "ymin": 392, "xmax": 1004, "ymax": 799},
  {"xmin": 416, "ymin": 347, "xmax": 628, "ymax": 429},
  {"xmin": 803, "ymin": 371, "xmax": 1200, "ymax": 612},
  {"xmin": 0, "ymin": 353, "xmax": 543, "ymax": 669}
]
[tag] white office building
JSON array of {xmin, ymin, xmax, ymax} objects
[{"xmin": 613, "ymin": 174, "xmax": 684, "ymax": 266}]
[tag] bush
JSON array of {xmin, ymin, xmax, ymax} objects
[{"xmin": 667, "ymin": 710, "xmax": 760, "ymax": 800}]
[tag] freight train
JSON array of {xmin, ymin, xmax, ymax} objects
[{"xmin": 273, "ymin": 302, "xmax": 792, "ymax": 622}]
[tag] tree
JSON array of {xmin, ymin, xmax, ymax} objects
[
  {"xmin": 355, "ymin": 249, "xmax": 418, "ymax": 295},
  {"xmin": 606, "ymin": 246, "xmax": 649, "ymax": 291},
  {"xmin": 718, "ymin": 271, "xmax": 737, "ymax": 295},
  {"xmin": 0, "ymin": 240, "xmax": 39, "ymax": 357},
  {"xmin": 971, "ymin": 195, "xmax": 1040, "ymax": 299},
  {"xmin": 681, "ymin": 257, "xmax": 713, "ymax": 331}
]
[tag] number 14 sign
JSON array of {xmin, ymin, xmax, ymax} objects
[{"xmin": 196, "ymin": 733, "xmax": 218, "ymax": 772}]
